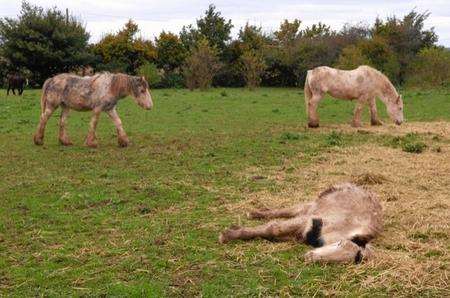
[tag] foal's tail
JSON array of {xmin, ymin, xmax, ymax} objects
[
  {"xmin": 304, "ymin": 70, "xmax": 313, "ymax": 115},
  {"xmin": 40, "ymin": 79, "xmax": 51, "ymax": 115}
]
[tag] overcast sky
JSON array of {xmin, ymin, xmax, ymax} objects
[{"xmin": 1, "ymin": 0, "xmax": 449, "ymax": 46}]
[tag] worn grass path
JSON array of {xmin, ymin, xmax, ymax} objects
[{"xmin": 0, "ymin": 88, "xmax": 449, "ymax": 296}]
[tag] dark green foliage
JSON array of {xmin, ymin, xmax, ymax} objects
[
  {"xmin": 0, "ymin": 4, "xmax": 444, "ymax": 88},
  {"xmin": 388, "ymin": 133, "xmax": 427, "ymax": 153},
  {"xmin": 326, "ymin": 131, "xmax": 344, "ymax": 146},
  {"xmin": 0, "ymin": 1, "xmax": 93, "ymax": 84}
]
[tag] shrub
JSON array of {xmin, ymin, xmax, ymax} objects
[
  {"xmin": 240, "ymin": 50, "xmax": 266, "ymax": 90},
  {"xmin": 137, "ymin": 62, "xmax": 162, "ymax": 87},
  {"xmin": 406, "ymin": 47, "xmax": 450, "ymax": 88},
  {"xmin": 183, "ymin": 38, "xmax": 221, "ymax": 90}
]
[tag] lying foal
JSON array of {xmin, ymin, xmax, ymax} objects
[{"xmin": 219, "ymin": 183, "xmax": 383, "ymax": 263}]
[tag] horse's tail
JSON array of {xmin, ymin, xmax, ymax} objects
[
  {"xmin": 304, "ymin": 70, "xmax": 313, "ymax": 115},
  {"xmin": 40, "ymin": 79, "xmax": 51, "ymax": 115}
]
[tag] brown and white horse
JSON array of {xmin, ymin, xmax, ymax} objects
[
  {"xmin": 219, "ymin": 183, "xmax": 383, "ymax": 264},
  {"xmin": 304, "ymin": 65, "xmax": 404, "ymax": 128},
  {"xmin": 33, "ymin": 72, "xmax": 153, "ymax": 147}
]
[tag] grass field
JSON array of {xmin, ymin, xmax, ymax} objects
[{"xmin": 0, "ymin": 88, "xmax": 449, "ymax": 296}]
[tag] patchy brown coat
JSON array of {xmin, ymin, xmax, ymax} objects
[
  {"xmin": 219, "ymin": 183, "xmax": 383, "ymax": 264},
  {"xmin": 33, "ymin": 72, "xmax": 153, "ymax": 147},
  {"xmin": 304, "ymin": 65, "xmax": 404, "ymax": 128}
]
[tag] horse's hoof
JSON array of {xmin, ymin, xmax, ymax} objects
[
  {"xmin": 118, "ymin": 138, "xmax": 130, "ymax": 148},
  {"xmin": 85, "ymin": 142, "xmax": 98, "ymax": 148},
  {"xmin": 371, "ymin": 120, "xmax": 383, "ymax": 126},
  {"xmin": 59, "ymin": 139, "xmax": 73, "ymax": 146},
  {"xmin": 308, "ymin": 122, "xmax": 319, "ymax": 128},
  {"xmin": 351, "ymin": 122, "xmax": 362, "ymax": 128},
  {"xmin": 33, "ymin": 136, "xmax": 43, "ymax": 146}
]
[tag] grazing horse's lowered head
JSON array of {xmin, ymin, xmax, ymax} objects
[
  {"xmin": 34, "ymin": 72, "xmax": 153, "ymax": 148},
  {"xmin": 385, "ymin": 93, "xmax": 404, "ymax": 126},
  {"xmin": 304, "ymin": 65, "xmax": 404, "ymax": 127}
]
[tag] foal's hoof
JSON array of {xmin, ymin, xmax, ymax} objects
[
  {"xmin": 219, "ymin": 225, "xmax": 241, "ymax": 244},
  {"xmin": 33, "ymin": 135, "xmax": 43, "ymax": 146}
]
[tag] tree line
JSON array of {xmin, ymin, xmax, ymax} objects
[{"xmin": 1, "ymin": 2, "xmax": 449, "ymax": 89}]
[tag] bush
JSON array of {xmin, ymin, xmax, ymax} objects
[
  {"xmin": 183, "ymin": 38, "xmax": 221, "ymax": 90},
  {"xmin": 406, "ymin": 47, "xmax": 450, "ymax": 88},
  {"xmin": 240, "ymin": 50, "xmax": 266, "ymax": 90},
  {"xmin": 137, "ymin": 62, "xmax": 162, "ymax": 87}
]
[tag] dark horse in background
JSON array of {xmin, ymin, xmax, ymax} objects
[{"xmin": 7, "ymin": 74, "xmax": 27, "ymax": 95}]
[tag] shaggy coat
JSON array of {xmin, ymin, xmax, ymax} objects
[
  {"xmin": 220, "ymin": 183, "xmax": 383, "ymax": 263},
  {"xmin": 304, "ymin": 65, "xmax": 404, "ymax": 127},
  {"xmin": 33, "ymin": 72, "xmax": 153, "ymax": 147}
]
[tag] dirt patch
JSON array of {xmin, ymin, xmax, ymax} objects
[{"xmin": 225, "ymin": 142, "xmax": 449, "ymax": 294}]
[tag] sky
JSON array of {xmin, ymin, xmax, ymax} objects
[{"xmin": 1, "ymin": 0, "xmax": 449, "ymax": 46}]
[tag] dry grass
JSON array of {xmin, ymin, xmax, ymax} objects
[
  {"xmin": 326, "ymin": 121, "xmax": 450, "ymax": 137},
  {"xmin": 222, "ymin": 123, "xmax": 449, "ymax": 295}
]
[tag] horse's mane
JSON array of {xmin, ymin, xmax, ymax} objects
[{"xmin": 359, "ymin": 65, "xmax": 398, "ymax": 99}]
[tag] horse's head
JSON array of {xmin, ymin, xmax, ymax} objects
[
  {"xmin": 130, "ymin": 76, "xmax": 153, "ymax": 110},
  {"xmin": 386, "ymin": 94, "xmax": 403, "ymax": 125}
]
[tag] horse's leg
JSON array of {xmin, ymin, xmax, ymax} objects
[
  {"xmin": 247, "ymin": 203, "xmax": 311, "ymax": 220},
  {"xmin": 307, "ymin": 94, "xmax": 323, "ymax": 128},
  {"xmin": 85, "ymin": 109, "xmax": 101, "ymax": 148},
  {"xmin": 369, "ymin": 98, "xmax": 382, "ymax": 126},
  {"xmin": 34, "ymin": 106, "xmax": 57, "ymax": 145},
  {"xmin": 58, "ymin": 107, "xmax": 73, "ymax": 146},
  {"xmin": 219, "ymin": 217, "xmax": 307, "ymax": 244},
  {"xmin": 106, "ymin": 108, "xmax": 130, "ymax": 147},
  {"xmin": 351, "ymin": 100, "xmax": 364, "ymax": 127},
  {"xmin": 6, "ymin": 85, "xmax": 10, "ymax": 96}
]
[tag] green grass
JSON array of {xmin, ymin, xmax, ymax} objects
[{"xmin": 0, "ymin": 88, "xmax": 449, "ymax": 296}]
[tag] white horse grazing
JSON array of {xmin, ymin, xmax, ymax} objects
[
  {"xmin": 304, "ymin": 65, "xmax": 404, "ymax": 128},
  {"xmin": 220, "ymin": 183, "xmax": 383, "ymax": 264}
]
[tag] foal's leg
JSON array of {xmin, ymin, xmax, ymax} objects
[
  {"xmin": 85, "ymin": 109, "xmax": 101, "ymax": 148},
  {"xmin": 58, "ymin": 107, "xmax": 73, "ymax": 146},
  {"xmin": 247, "ymin": 203, "xmax": 311, "ymax": 220},
  {"xmin": 304, "ymin": 240, "xmax": 371, "ymax": 264},
  {"xmin": 107, "ymin": 108, "xmax": 130, "ymax": 147},
  {"xmin": 219, "ymin": 217, "xmax": 306, "ymax": 244},
  {"xmin": 369, "ymin": 98, "xmax": 382, "ymax": 126},
  {"xmin": 34, "ymin": 106, "xmax": 57, "ymax": 145},
  {"xmin": 307, "ymin": 94, "xmax": 323, "ymax": 128},
  {"xmin": 351, "ymin": 100, "xmax": 364, "ymax": 127}
]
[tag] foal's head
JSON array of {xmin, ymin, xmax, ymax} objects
[
  {"xmin": 130, "ymin": 76, "xmax": 153, "ymax": 110},
  {"xmin": 386, "ymin": 94, "xmax": 404, "ymax": 125}
]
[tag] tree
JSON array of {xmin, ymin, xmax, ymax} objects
[
  {"xmin": 180, "ymin": 4, "xmax": 232, "ymax": 55},
  {"xmin": 241, "ymin": 50, "xmax": 266, "ymax": 90},
  {"xmin": 183, "ymin": 38, "xmax": 221, "ymax": 90},
  {"xmin": 371, "ymin": 10, "xmax": 438, "ymax": 83},
  {"xmin": 155, "ymin": 31, "xmax": 187, "ymax": 71},
  {"xmin": 0, "ymin": 1, "xmax": 93, "ymax": 84},
  {"xmin": 92, "ymin": 20, "xmax": 156, "ymax": 73}
]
